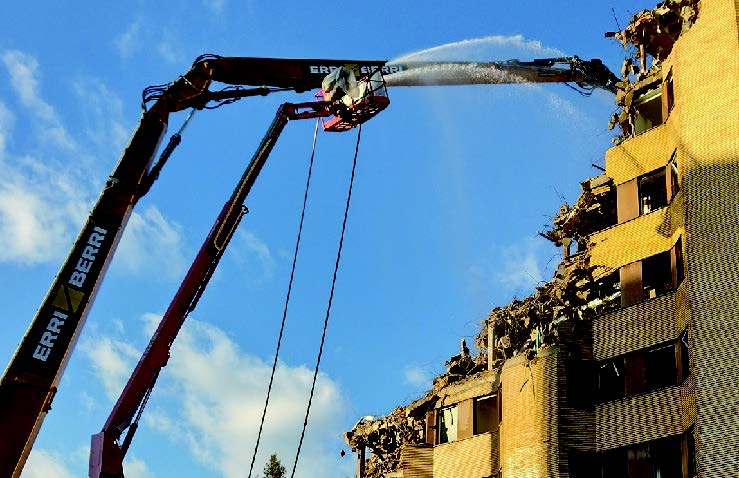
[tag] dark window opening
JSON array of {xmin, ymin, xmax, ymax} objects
[
  {"xmin": 649, "ymin": 436, "xmax": 682, "ymax": 478},
  {"xmin": 590, "ymin": 271, "xmax": 622, "ymax": 316},
  {"xmin": 645, "ymin": 343, "xmax": 677, "ymax": 391},
  {"xmin": 587, "ymin": 436, "xmax": 683, "ymax": 478},
  {"xmin": 679, "ymin": 331, "xmax": 690, "ymax": 382},
  {"xmin": 642, "ymin": 250, "xmax": 672, "ymax": 299},
  {"xmin": 632, "ymin": 87, "xmax": 663, "ymax": 135},
  {"xmin": 663, "ymin": 72, "xmax": 675, "ymax": 120},
  {"xmin": 581, "ymin": 186, "xmax": 618, "ymax": 235},
  {"xmin": 597, "ymin": 332, "xmax": 687, "ymax": 402},
  {"xmin": 567, "ymin": 360, "xmax": 595, "ymax": 408},
  {"xmin": 639, "ymin": 168, "xmax": 668, "ymax": 215},
  {"xmin": 598, "ymin": 358, "xmax": 625, "ymax": 403},
  {"xmin": 673, "ymin": 238, "xmax": 684, "ymax": 287},
  {"xmin": 669, "ymin": 150, "xmax": 679, "ymax": 199},
  {"xmin": 600, "ymin": 448, "xmax": 628, "ymax": 478},
  {"xmin": 473, "ymin": 395, "xmax": 498, "ymax": 435},
  {"xmin": 687, "ymin": 428, "xmax": 697, "ymax": 477}
]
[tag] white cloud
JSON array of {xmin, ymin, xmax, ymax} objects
[
  {"xmin": 115, "ymin": 21, "xmax": 142, "ymax": 59},
  {"xmin": 80, "ymin": 315, "xmax": 352, "ymax": 477},
  {"xmin": 163, "ymin": 319, "xmax": 348, "ymax": 478},
  {"xmin": 494, "ymin": 238, "xmax": 544, "ymax": 289},
  {"xmin": 0, "ymin": 100, "xmax": 13, "ymax": 155},
  {"xmin": 157, "ymin": 30, "xmax": 183, "ymax": 65},
  {"xmin": 404, "ymin": 365, "xmax": 432, "ymax": 388},
  {"xmin": 20, "ymin": 449, "xmax": 73, "ymax": 478},
  {"xmin": 0, "ymin": 153, "xmax": 89, "ymax": 264},
  {"xmin": 112, "ymin": 206, "xmax": 187, "ymax": 280},
  {"xmin": 123, "ymin": 457, "xmax": 153, "ymax": 478},
  {"xmin": 232, "ymin": 229, "xmax": 276, "ymax": 283},
  {"xmin": 1, "ymin": 50, "xmax": 76, "ymax": 152},
  {"xmin": 467, "ymin": 237, "xmax": 547, "ymax": 299},
  {"xmin": 79, "ymin": 335, "xmax": 141, "ymax": 400},
  {"xmin": 203, "ymin": 0, "xmax": 226, "ymax": 15},
  {"xmin": 391, "ymin": 34, "xmax": 565, "ymax": 63},
  {"xmin": 0, "ymin": 50, "xmax": 185, "ymax": 273},
  {"xmin": 72, "ymin": 77, "xmax": 129, "ymax": 154}
]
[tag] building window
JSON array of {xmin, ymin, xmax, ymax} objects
[
  {"xmin": 438, "ymin": 405, "xmax": 458, "ymax": 444},
  {"xmin": 645, "ymin": 342, "xmax": 677, "ymax": 391},
  {"xmin": 632, "ymin": 87, "xmax": 663, "ymax": 135},
  {"xmin": 600, "ymin": 448, "xmax": 628, "ymax": 478},
  {"xmin": 687, "ymin": 427, "xmax": 697, "ymax": 477},
  {"xmin": 648, "ymin": 436, "xmax": 682, "ymax": 477},
  {"xmin": 679, "ymin": 330, "xmax": 690, "ymax": 382},
  {"xmin": 642, "ymin": 250, "xmax": 672, "ymax": 299},
  {"xmin": 598, "ymin": 358, "xmax": 625, "ymax": 403},
  {"xmin": 597, "ymin": 333, "xmax": 687, "ymax": 403},
  {"xmin": 673, "ymin": 238, "xmax": 684, "ymax": 287},
  {"xmin": 639, "ymin": 168, "xmax": 668, "ymax": 215},
  {"xmin": 474, "ymin": 395, "xmax": 498, "ymax": 434},
  {"xmin": 662, "ymin": 70, "xmax": 675, "ymax": 120},
  {"xmin": 591, "ymin": 436, "xmax": 682, "ymax": 478},
  {"xmin": 669, "ymin": 150, "xmax": 679, "ymax": 200}
]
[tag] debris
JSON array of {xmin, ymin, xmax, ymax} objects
[{"xmin": 607, "ymin": 0, "xmax": 700, "ymax": 140}]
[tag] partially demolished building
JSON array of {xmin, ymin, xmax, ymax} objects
[{"xmin": 344, "ymin": 0, "xmax": 739, "ymax": 476}]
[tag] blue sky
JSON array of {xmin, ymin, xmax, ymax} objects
[{"xmin": 1, "ymin": 1, "xmax": 656, "ymax": 477}]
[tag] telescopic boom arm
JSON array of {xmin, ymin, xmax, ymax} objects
[{"xmin": 0, "ymin": 54, "xmax": 618, "ymax": 478}]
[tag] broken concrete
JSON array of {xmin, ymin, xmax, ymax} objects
[{"xmin": 607, "ymin": 0, "xmax": 700, "ymax": 140}]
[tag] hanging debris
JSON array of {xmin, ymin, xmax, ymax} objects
[
  {"xmin": 609, "ymin": 0, "xmax": 700, "ymax": 71},
  {"xmin": 607, "ymin": 0, "xmax": 700, "ymax": 139}
]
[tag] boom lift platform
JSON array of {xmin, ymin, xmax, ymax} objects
[{"xmin": 0, "ymin": 54, "xmax": 618, "ymax": 478}]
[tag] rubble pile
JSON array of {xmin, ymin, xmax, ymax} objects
[
  {"xmin": 478, "ymin": 177, "xmax": 621, "ymax": 361},
  {"xmin": 478, "ymin": 252, "xmax": 603, "ymax": 362},
  {"xmin": 345, "ymin": 342, "xmax": 488, "ymax": 478},
  {"xmin": 348, "ymin": 177, "xmax": 622, "ymax": 475},
  {"xmin": 346, "ymin": 407, "xmax": 425, "ymax": 478}
]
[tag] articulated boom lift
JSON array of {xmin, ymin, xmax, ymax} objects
[{"xmin": 0, "ymin": 54, "xmax": 618, "ymax": 478}]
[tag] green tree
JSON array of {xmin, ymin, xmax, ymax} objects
[{"xmin": 263, "ymin": 453, "xmax": 286, "ymax": 478}]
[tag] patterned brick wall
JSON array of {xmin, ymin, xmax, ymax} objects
[
  {"xmin": 593, "ymin": 291, "xmax": 679, "ymax": 360},
  {"xmin": 595, "ymin": 385, "xmax": 684, "ymax": 451},
  {"xmin": 664, "ymin": 0, "xmax": 739, "ymax": 474},
  {"xmin": 500, "ymin": 350, "xmax": 561, "ymax": 477}
]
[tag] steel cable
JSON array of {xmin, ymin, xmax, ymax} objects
[
  {"xmin": 290, "ymin": 124, "xmax": 362, "ymax": 478},
  {"xmin": 247, "ymin": 118, "xmax": 321, "ymax": 478}
]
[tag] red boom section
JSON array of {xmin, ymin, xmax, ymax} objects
[{"xmin": 89, "ymin": 102, "xmax": 338, "ymax": 478}]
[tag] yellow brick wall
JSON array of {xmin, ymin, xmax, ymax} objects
[
  {"xmin": 588, "ymin": 194, "xmax": 684, "ymax": 273},
  {"xmin": 400, "ymin": 445, "xmax": 433, "ymax": 478},
  {"xmin": 500, "ymin": 350, "xmax": 560, "ymax": 477},
  {"xmin": 606, "ymin": 124, "xmax": 674, "ymax": 185},
  {"xmin": 432, "ymin": 433, "xmax": 494, "ymax": 478},
  {"xmin": 665, "ymin": 0, "xmax": 739, "ymax": 474}
]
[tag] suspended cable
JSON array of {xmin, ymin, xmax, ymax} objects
[
  {"xmin": 290, "ymin": 124, "xmax": 363, "ymax": 478},
  {"xmin": 247, "ymin": 118, "xmax": 321, "ymax": 478}
]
